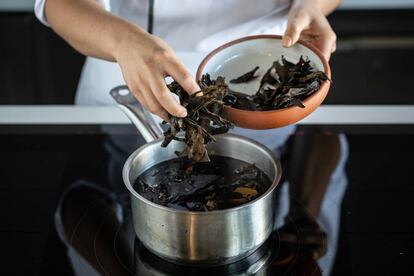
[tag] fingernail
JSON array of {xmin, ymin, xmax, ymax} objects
[
  {"xmin": 282, "ymin": 35, "xmax": 292, "ymax": 47},
  {"xmin": 191, "ymin": 84, "xmax": 201, "ymax": 95},
  {"xmin": 179, "ymin": 109, "xmax": 188, "ymax": 117}
]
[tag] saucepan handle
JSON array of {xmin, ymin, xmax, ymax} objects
[{"xmin": 110, "ymin": 85, "xmax": 164, "ymax": 142}]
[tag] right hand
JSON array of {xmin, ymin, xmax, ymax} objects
[
  {"xmin": 113, "ymin": 26, "xmax": 200, "ymax": 120},
  {"xmin": 282, "ymin": 0, "xmax": 337, "ymax": 61}
]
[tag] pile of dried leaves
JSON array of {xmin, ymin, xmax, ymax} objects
[
  {"xmin": 162, "ymin": 56, "xmax": 328, "ymax": 161},
  {"xmin": 226, "ymin": 55, "xmax": 330, "ymax": 110},
  {"xmin": 163, "ymin": 74, "xmax": 233, "ymax": 162}
]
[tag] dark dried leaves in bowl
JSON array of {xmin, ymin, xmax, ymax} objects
[
  {"xmin": 229, "ymin": 66, "xmax": 259, "ymax": 84},
  {"xmin": 225, "ymin": 55, "xmax": 330, "ymax": 110}
]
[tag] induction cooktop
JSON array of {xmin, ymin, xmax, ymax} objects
[{"xmin": 0, "ymin": 123, "xmax": 413, "ymax": 276}]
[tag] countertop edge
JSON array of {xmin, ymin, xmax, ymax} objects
[{"xmin": 1, "ymin": 105, "xmax": 413, "ymax": 125}]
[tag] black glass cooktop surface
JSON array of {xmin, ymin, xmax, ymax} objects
[{"xmin": 0, "ymin": 124, "xmax": 413, "ymax": 276}]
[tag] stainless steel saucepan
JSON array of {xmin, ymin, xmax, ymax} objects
[{"xmin": 110, "ymin": 85, "xmax": 282, "ymax": 265}]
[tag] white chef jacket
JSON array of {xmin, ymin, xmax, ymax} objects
[{"xmin": 35, "ymin": 3, "xmax": 347, "ymax": 275}]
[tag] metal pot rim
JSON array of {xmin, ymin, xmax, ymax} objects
[{"xmin": 123, "ymin": 133, "xmax": 282, "ymax": 215}]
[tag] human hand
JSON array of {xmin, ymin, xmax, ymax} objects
[
  {"xmin": 282, "ymin": 0, "xmax": 337, "ymax": 60},
  {"xmin": 278, "ymin": 208, "xmax": 328, "ymax": 260},
  {"xmin": 114, "ymin": 26, "xmax": 200, "ymax": 120}
]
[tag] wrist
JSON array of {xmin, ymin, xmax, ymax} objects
[
  {"xmin": 291, "ymin": 0, "xmax": 340, "ymax": 15},
  {"xmin": 291, "ymin": 0, "xmax": 320, "ymax": 12},
  {"xmin": 108, "ymin": 18, "xmax": 148, "ymax": 62}
]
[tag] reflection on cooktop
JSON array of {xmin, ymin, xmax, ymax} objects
[
  {"xmin": 0, "ymin": 129, "xmax": 413, "ymax": 275},
  {"xmin": 55, "ymin": 180, "xmax": 323, "ymax": 276}
]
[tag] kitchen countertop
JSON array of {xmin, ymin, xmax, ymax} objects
[
  {"xmin": 0, "ymin": 0, "xmax": 34, "ymax": 12},
  {"xmin": 1, "ymin": 105, "xmax": 414, "ymax": 125},
  {"xmin": 1, "ymin": 110, "xmax": 413, "ymax": 275}
]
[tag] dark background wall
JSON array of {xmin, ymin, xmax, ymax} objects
[
  {"xmin": 0, "ymin": 13, "xmax": 84, "ymax": 104},
  {"xmin": 0, "ymin": 9, "xmax": 413, "ymax": 105},
  {"xmin": 0, "ymin": 8, "xmax": 414, "ymax": 276}
]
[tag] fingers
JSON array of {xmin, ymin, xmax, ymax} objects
[
  {"xmin": 282, "ymin": 7, "xmax": 337, "ymax": 61},
  {"xmin": 164, "ymin": 57, "xmax": 200, "ymax": 95},
  {"xmin": 140, "ymin": 82, "xmax": 170, "ymax": 120},
  {"xmin": 283, "ymin": 9, "xmax": 311, "ymax": 48},
  {"xmin": 148, "ymin": 74, "xmax": 188, "ymax": 118},
  {"xmin": 143, "ymin": 51, "xmax": 199, "ymax": 118},
  {"xmin": 128, "ymin": 79, "xmax": 169, "ymax": 121},
  {"xmin": 317, "ymin": 17, "xmax": 337, "ymax": 60},
  {"xmin": 120, "ymin": 44, "xmax": 199, "ymax": 119},
  {"xmin": 317, "ymin": 28, "xmax": 336, "ymax": 61},
  {"xmin": 329, "ymin": 33, "xmax": 337, "ymax": 57}
]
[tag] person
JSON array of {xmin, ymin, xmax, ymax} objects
[
  {"xmin": 34, "ymin": 0, "xmax": 340, "ymax": 150},
  {"xmin": 35, "ymin": 1, "xmax": 347, "ymax": 275}
]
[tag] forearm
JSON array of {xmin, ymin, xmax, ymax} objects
[
  {"xmin": 292, "ymin": 0, "xmax": 342, "ymax": 15},
  {"xmin": 44, "ymin": 0, "xmax": 199, "ymax": 119},
  {"xmin": 44, "ymin": 0, "xmax": 146, "ymax": 61}
]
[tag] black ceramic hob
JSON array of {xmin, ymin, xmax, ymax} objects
[{"xmin": 0, "ymin": 124, "xmax": 413, "ymax": 276}]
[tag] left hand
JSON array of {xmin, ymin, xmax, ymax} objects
[{"xmin": 282, "ymin": 0, "xmax": 337, "ymax": 60}]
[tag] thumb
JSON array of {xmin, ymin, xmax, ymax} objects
[{"xmin": 282, "ymin": 12, "xmax": 311, "ymax": 47}]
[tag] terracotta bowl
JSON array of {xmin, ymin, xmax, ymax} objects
[{"xmin": 196, "ymin": 35, "xmax": 331, "ymax": 129}]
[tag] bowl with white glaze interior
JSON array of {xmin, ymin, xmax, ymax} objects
[{"xmin": 196, "ymin": 35, "xmax": 331, "ymax": 129}]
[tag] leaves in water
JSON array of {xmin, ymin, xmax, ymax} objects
[{"xmin": 134, "ymin": 156, "xmax": 271, "ymax": 211}]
